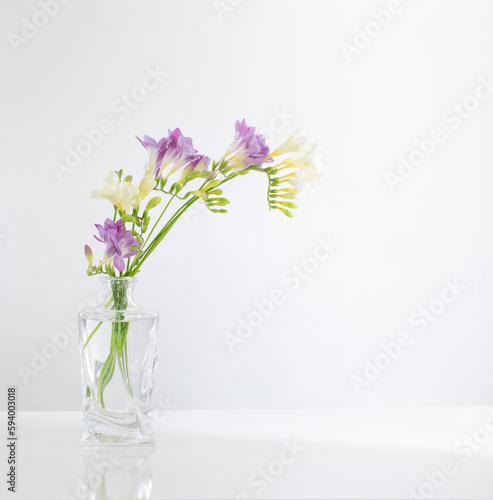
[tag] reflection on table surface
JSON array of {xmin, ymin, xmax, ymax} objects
[
  {"xmin": 80, "ymin": 446, "xmax": 154, "ymax": 500},
  {"xmin": 4, "ymin": 408, "xmax": 493, "ymax": 499}
]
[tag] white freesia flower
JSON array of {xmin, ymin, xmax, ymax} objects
[
  {"xmin": 266, "ymin": 136, "xmax": 326, "ymax": 215},
  {"xmin": 90, "ymin": 171, "xmax": 123, "ymax": 206},
  {"xmin": 291, "ymin": 143, "xmax": 325, "ymax": 198},
  {"xmin": 269, "ymin": 126, "xmax": 308, "ymax": 158},
  {"xmin": 135, "ymin": 175, "xmax": 156, "ymax": 205},
  {"xmin": 119, "ymin": 181, "xmax": 138, "ymax": 214},
  {"xmin": 90, "ymin": 172, "xmax": 156, "ymax": 213},
  {"xmin": 288, "ymin": 161, "xmax": 324, "ymax": 199}
]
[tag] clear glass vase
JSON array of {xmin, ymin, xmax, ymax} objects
[{"xmin": 79, "ymin": 277, "xmax": 159, "ymax": 445}]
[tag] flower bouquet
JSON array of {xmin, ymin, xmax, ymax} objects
[{"xmin": 79, "ymin": 120, "xmax": 325, "ymax": 444}]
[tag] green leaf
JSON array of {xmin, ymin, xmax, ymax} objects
[
  {"xmin": 145, "ymin": 197, "xmax": 162, "ymax": 211},
  {"xmin": 98, "ymin": 351, "xmax": 116, "ymax": 408},
  {"xmin": 121, "ymin": 214, "xmax": 139, "ymax": 224}
]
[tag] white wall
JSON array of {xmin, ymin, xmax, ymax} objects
[{"xmin": 1, "ymin": 0, "xmax": 493, "ymax": 411}]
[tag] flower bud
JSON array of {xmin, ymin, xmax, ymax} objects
[{"xmin": 84, "ymin": 245, "xmax": 93, "ymax": 267}]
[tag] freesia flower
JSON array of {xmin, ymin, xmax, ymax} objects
[
  {"xmin": 287, "ymin": 160, "xmax": 324, "ymax": 199},
  {"xmin": 90, "ymin": 172, "xmax": 156, "ymax": 213},
  {"xmin": 94, "ymin": 219, "xmax": 140, "ymax": 272},
  {"xmin": 180, "ymin": 154, "xmax": 211, "ymax": 181},
  {"xmin": 136, "ymin": 135, "xmax": 169, "ymax": 177},
  {"xmin": 268, "ymin": 126, "xmax": 308, "ymax": 159},
  {"xmin": 136, "ymin": 175, "xmax": 156, "ymax": 204},
  {"xmin": 137, "ymin": 129, "xmax": 199, "ymax": 180},
  {"xmin": 267, "ymin": 132, "xmax": 325, "ymax": 201},
  {"xmin": 222, "ymin": 119, "xmax": 273, "ymax": 170},
  {"xmin": 90, "ymin": 171, "xmax": 122, "ymax": 205}
]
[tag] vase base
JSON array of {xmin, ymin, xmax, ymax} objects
[{"xmin": 81, "ymin": 410, "xmax": 156, "ymax": 445}]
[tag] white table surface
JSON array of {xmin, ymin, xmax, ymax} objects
[{"xmin": 1, "ymin": 407, "xmax": 493, "ymax": 499}]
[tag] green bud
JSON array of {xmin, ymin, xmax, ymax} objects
[
  {"xmin": 277, "ymin": 201, "xmax": 298, "ymax": 209},
  {"xmin": 278, "ymin": 207, "xmax": 294, "ymax": 218},
  {"xmin": 121, "ymin": 214, "xmax": 139, "ymax": 224},
  {"xmin": 145, "ymin": 197, "xmax": 162, "ymax": 211},
  {"xmin": 123, "ymin": 175, "xmax": 133, "ymax": 183},
  {"xmin": 208, "ymin": 198, "xmax": 230, "ymax": 207},
  {"xmin": 142, "ymin": 215, "xmax": 151, "ymax": 232},
  {"xmin": 204, "ymin": 179, "xmax": 222, "ymax": 190},
  {"xmin": 84, "ymin": 245, "xmax": 93, "ymax": 267},
  {"xmin": 197, "ymin": 171, "xmax": 214, "ymax": 178},
  {"xmin": 191, "ymin": 190, "xmax": 209, "ymax": 201}
]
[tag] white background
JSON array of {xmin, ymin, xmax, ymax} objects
[{"xmin": 1, "ymin": 0, "xmax": 492, "ymax": 412}]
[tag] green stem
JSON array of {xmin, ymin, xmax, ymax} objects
[
  {"xmin": 83, "ymin": 296, "xmax": 114, "ymax": 349},
  {"xmin": 143, "ymin": 193, "xmax": 177, "ymax": 247},
  {"xmin": 130, "ymin": 196, "xmax": 198, "ymax": 275},
  {"xmin": 97, "ymin": 279, "xmax": 133, "ymax": 408},
  {"xmin": 129, "ymin": 174, "xmax": 244, "ymax": 276}
]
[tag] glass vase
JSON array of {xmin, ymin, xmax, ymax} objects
[{"xmin": 79, "ymin": 277, "xmax": 159, "ymax": 445}]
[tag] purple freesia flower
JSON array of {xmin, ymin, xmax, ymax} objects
[
  {"xmin": 181, "ymin": 153, "xmax": 211, "ymax": 180},
  {"xmin": 224, "ymin": 119, "xmax": 273, "ymax": 169},
  {"xmin": 136, "ymin": 135, "xmax": 169, "ymax": 177},
  {"xmin": 94, "ymin": 219, "xmax": 140, "ymax": 273},
  {"xmin": 136, "ymin": 129, "xmax": 200, "ymax": 179}
]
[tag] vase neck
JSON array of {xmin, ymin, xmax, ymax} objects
[{"xmin": 101, "ymin": 277, "xmax": 138, "ymax": 310}]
